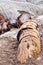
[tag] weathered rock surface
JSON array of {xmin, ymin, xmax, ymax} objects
[{"xmin": 0, "ymin": 0, "xmax": 43, "ymax": 19}]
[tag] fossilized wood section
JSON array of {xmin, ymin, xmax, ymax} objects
[{"xmin": 17, "ymin": 19, "xmax": 41, "ymax": 63}]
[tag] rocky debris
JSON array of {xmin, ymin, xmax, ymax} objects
[
  {"xmin": 0, "ymin": 13, "xmax": 21, "ymax": 34},
  {"xmin": 0, "ymin": 12, "xmax": 31, "ymax": 35}
]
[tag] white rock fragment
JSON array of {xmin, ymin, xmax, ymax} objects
[
  {"xmin": 0, "ymin": 28, "xmax": 19, "ymax": 39},
  {"xmin": 20, "ymin": 14, "xmax": 29, "ymax": 23},
  {"xmin": 37, "ymin": 56, "xmax": 42, "ymax": 61}
]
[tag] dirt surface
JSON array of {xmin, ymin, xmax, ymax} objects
[{"xmin": 0, "ymin": 22, "xmax": 43, "ymax": 65}]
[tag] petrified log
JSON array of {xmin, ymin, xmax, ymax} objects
[{"xmin": 17, "ymin": 19, "xmax": 41, "ymax": 63}]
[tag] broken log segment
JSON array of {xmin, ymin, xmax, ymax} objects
[{"xmin": 17, "ymin": 19, "xmax": 41, "ymax": 63}]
